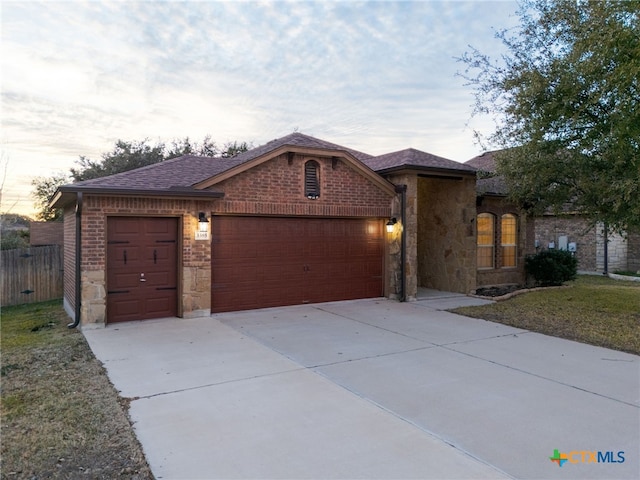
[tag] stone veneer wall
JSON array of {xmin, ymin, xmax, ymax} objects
[
  {"xmin": 384, "ymin": 174, "xmax": 417, "ymax": 300},
  {"xmin": 596, "ymin": 224, "xmax": 627, "ymax": 272},
  {"xmin": 417, "ymin": 176, "xmax": 477, "ymax": 294}
]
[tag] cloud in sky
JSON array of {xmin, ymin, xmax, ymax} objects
[{"xmin": 1, "ymin": 0, "xmax": 519, "ymax": 216}]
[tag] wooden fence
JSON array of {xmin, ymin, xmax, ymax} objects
[{"xmin": 1, "ymin": 245, "xmax": 63, "ymax": 307}]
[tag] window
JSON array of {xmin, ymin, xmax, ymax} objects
[
  {"xmin": 477, "ymin": 213, "xmax": 495, "ymax": 269},
  {"xmin": 501, "ymin": 214, "xmax": 517, "ymax": 268},
  {"xmin": 305, "ymin": 160, "xmax": 320, "ymax": 199}
]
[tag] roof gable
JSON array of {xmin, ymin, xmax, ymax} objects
[{"xmin": 194, "ymin": 133, "xmax": 394, "ymax": 195}]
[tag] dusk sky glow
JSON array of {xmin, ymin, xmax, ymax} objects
[{"xmin": 1, "ymin": 0, "xmax": 519, "ymax": 216}]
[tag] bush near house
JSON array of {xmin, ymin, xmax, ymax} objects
[{"xmin": 525, "ymin": 249, "xmax": 578, "ymax": 286}]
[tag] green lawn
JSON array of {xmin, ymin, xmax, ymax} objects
[
  {"xmin": 452, "ymin": 275, "xmax": 640, "ymax": 355},
  {"xmin": 1, "ymin": 300, "xmax": 152, "ymax": 478}
]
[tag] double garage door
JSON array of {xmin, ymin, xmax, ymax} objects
[
  {"xmin": 106, "ymin": 216, "xmax": 384, "ymax": 322},
  {"xmin": 211, "ymin": 216, "xmax": 385, "ymax": 313}
]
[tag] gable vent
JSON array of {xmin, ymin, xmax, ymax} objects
[{"xmin": 305, "ymin": 160, "xmax": 320, "ymax": 199}]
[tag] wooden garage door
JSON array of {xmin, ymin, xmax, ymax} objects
[
  {"xmin": 107, "ymin": 217, "xmax": 178, "ymax": 323},
  {"xmin": 211, "ymin": 216, "xmax": 384, "ymax": 313}
]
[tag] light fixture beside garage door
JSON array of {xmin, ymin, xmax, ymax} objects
[
  {"xmin": 195, "ymin": 212, "xmax": 210, "ymax": 240},
  {"xmin": 386, "ymin": 217, "xmax": 397, "ymax": 233}
]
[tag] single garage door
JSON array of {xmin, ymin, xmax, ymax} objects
[
  {"xmin": 107, "ymin": 217, "xmax": 178, "ymax": 323},
  {"xmin": 211, "ymin": 216, "xmax": 384, "ymax": 313}
]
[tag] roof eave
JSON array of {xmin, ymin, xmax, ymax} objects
[
  {"xmin": 375, "ymin": 165, "xmax": 477, "ymax": 177},
  {"xmin": 50, "ymin": 186, "xmax": 224, "ymax": 209}
]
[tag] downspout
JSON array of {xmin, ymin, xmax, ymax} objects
[
  {"xmin": 68, "ymin": 192, "xmax": 82, "ymax": 328},
  {"xmin": 395, "ymin": 184, "xmax": 407, "ymax": 302},
  {"xmin": 603, "ymin": 222, "xmax": 609, "ymax": 275}
]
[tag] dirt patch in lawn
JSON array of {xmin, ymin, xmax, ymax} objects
[{"xmin": 1, "ymin": 300, "xmax": 153, "ymax": 479}]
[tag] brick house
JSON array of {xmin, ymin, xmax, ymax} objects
[
  {"xmin": 30, "ymin": 221, "xmax": 64, "ymax": 247},
  {"xmin": 52, "ymin": 133, "xmax": 483, "ymax": 327},
  {"xmin": 466, "ymin": 150, "xmax": 640, "ymax": 277},
  {"xmin": 465, "ymin": 151, "xmax": 536, "ymax": 287}
]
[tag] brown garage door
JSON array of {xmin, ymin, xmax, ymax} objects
[
  {"xmin": 211, "ymin": 216, "xmax": 384, "ymax": 313},
  {"xmin": 107, "ymin": 217, "xmax": 178, "ymax": 323}
]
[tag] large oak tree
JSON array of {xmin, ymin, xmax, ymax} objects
[{"xmin": 459, "ymin": 0, "xmax": 639, "ymax": 232}]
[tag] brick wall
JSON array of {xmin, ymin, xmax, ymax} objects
[
  {"xmin": 63, "ymin": 206, "xmax": 76, "ymax": 318},
  {"xmin": 72, "ymin": 153, "xmax": 394, "ymax": 324},
  {"xmin": 536, "ymin": 215, "xmax": 597, "ymax": 271},
  {"xmin": 78, "ymin": 196, "xmax": 219, "ymax": 324},
  {"xmin": 476, "ymin": 196, "xmax": 534, "ymax": 287},
  {"xmin": 213, "ymin": 153, "xmax": 391, "ymax": 217}
]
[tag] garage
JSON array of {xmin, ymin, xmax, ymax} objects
[
  {"xmin": 211, "ymin": 216, "xmax": 384, "ymax": 313},
  {"xmin": 106, "ymin": 217, "xmax": 178, "ymax": 323}
]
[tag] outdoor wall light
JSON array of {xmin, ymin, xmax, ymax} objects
[
  {"xmin": 198, "ymin": 212, "xmax": 209, "ymax": 233},
  {"xmin": 386, "ymin": 217, "xmax": 397, "ymax": 233}
]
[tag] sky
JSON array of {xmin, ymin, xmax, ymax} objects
[{"xmin": 1, "ymin": 0, "xmax": 520, "ymax": 217}]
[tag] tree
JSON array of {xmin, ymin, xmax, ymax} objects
[
  {"xmin": 0, "ymin": 213, "xmax": 31, "ymax": 250},
  {"xmin": 165, "ymin": 135, "xmax": 219, "ymax": 159},
  {"xmin": 459, "ymin": 0, "xmax": 640, "ymax": 232},
  {"xmin": 32, "ymin": 172, "xmax": 69, "ymax": 221},
  {"xmin": 33, "ymin": 135, "xmax": 251, "ymax": 220},
  {"xmin": 220, "ymin": 141, "xmax": 251, "ymax": 158},
  {"xmin": 71, "ymin": 139, "xmax": 165, "ymax": 182}
]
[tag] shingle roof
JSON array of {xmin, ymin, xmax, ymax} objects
[
  {"xmin": 476, "ymin": 176, "xmax": 509, "ymax": 196},
  {"xmin": 65, "ymin": 132, "xmax": 373, "ymax": 192},
  {"xmin": 70, "ymin": 155, "xmax": 237, "ymax": 190},
  {"xmin": 232, "ymin": 132, "xmax": 374, "ymax": 163},
  {"xmin": 465, "ymin": 150, "xmax": 508, "ymax": 196},
  {"xmin": 465, "ymin": 150, "xmax": 499, "ymax": 172},
  {"xmin": 362, "ymin": 148, "xmax": 476, "ymax": 175}
]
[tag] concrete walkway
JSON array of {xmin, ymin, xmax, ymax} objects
[{"xmin": 83, "ymin": 297, "xmax": 639, "ymax": 479}]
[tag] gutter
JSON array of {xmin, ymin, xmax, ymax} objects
[
  {"xmin": 395, "ymin": 184, "xmax": 407, "ymax": 302},
  {"xmin": 68, "ymin": 192, "xmax": 82, "ymax": 328}
]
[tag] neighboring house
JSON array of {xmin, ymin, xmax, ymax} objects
[
  {"xmin": 30, "ymin": 221, "xmax": 64, "ymax": 247},
  {"xmin": 52, "ymin": 132, "xmax": 480, "ymax": 327},
  {"xmin": 536, "ymin": 214, "xmax": 640, "ymax": 274},
  {"xmin": 465, "ymin": 151, "xmax": 535, "ymax": 288},
  {"xmin": 466, "ymin": 150, "xmax": 640, "ymax": 276}
]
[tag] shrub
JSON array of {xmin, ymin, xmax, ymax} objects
[{"xmin": 525, "ymin": 249, "xmax": 578, "ymax": 286}]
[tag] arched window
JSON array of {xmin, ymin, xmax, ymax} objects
[
  {"xmin": 305, "ymin": 160, "xmax": 320, "ymax": 199},
  {"xmin": 501, "ymin": 214, "xmax": 517, "ymax": 268},
  {"xmin": 477, "ymin": 213, "xmax": 495, "ymax": 269}
]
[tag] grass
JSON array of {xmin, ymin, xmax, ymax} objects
[
  {"xmin": 613, "ymin": 270, "xmax": 640, "ymax": 278},
  {"xmin": 1, "ymin": 300, "xmax": 153, "ymax": 479},
  {"xmin": 452, "ymin": 275, "xmax": 640, "ymax": 355}
]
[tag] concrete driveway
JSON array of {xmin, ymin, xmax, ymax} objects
[{"xmin": 83, "ymin": 296, "xmax": 639, "ymax": 479}]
